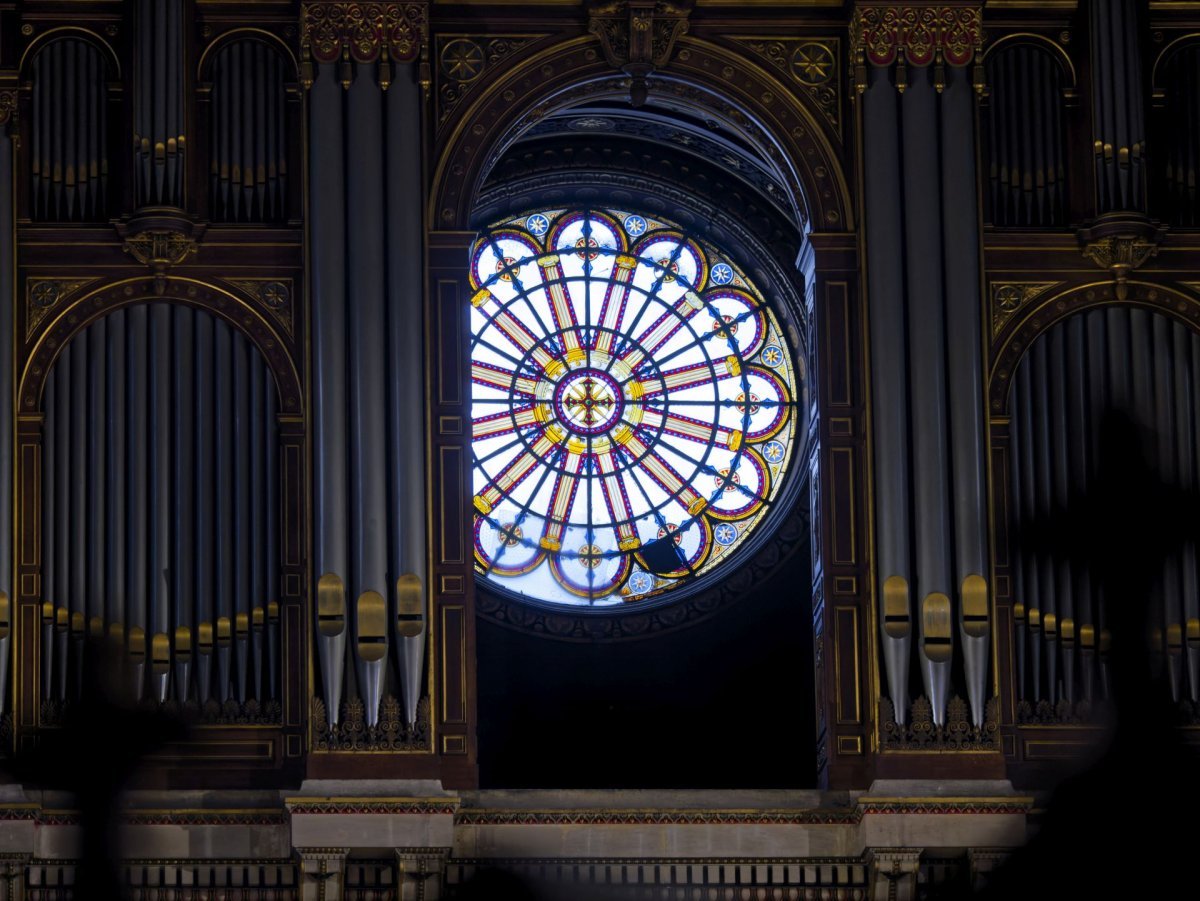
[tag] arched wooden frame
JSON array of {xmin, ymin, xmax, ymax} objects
[
  {"xmin": 16, "ymin": 29, "xmax": 124, "ymax": 223},
  {"xmin": 194, "ymin": 29, "xmax": 305, "ymax": 224},
  {"xmin": 427, "ymin": 31, "xmax": 865, "ymax": 786},
  {"xmin": 10, "ymin": 276, "xmax": 307, "ymax": 766},
  {"xmin": 430, "ymin": 35, "xmax": 853, "ymax": 233},
  {"xmin": 982, "ymin": 34, "xmax": 1076, "ymax": 91},
  {"xmin": 985, "ymin": 280, "xmax": 1200, "ymax": 760},
  {"xmin": 1151, "ymin": 33, "xmax": 1200, "ymax": 94}
]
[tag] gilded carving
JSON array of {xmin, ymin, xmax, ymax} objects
[
  {"xmin": 735, "ymin": 38, "xmax": 841, "ymax": 136},
  {"xmin": 121, "ymin": 229, "xmax": 199, "ymax": 294},
  {"xmin": 0, "ymin": 90, "xmax": 17, "ymax": 127},
  {"xmin": 437, "ymin": 36, "xmax": 534, "ymax": 127},
  {"xmin": 849, "ymin": 5, "xmax": 983, "ymax": 68},
  {"xmin": 587, "ymin": 1, "xmax": 692, "ymax": 106},
  {"xmin": 227, "ymin": 278, "xmax": 295, "ymax": 337},
  {"xmin": 300, "ymin": 2, "xmax": 429, "ymax": 90},
  {"xmin": 878, "ymin": 695, "xmax": 1000, "ymax": 750},
  {"xmin": 25, "ymin": 278, "xmax": 99, "ymax": 340},
  {"xmin": 312, "ymin": 694, "xmax": 432, "ymax": 751},
  {"xmin": 1076, "ymin": 214, "xmax": 1166, "ymax": 301},
  {"xmin": 990, "ymin": 282, "xmax": 1059, "ymax": 336}
]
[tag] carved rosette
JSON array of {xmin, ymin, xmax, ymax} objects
[
  {"xmin": 437, "ymin": 36, "xmax": 535, "ymax": 127},
  {"xmin": 990, "ymin": 282, "xmax": 1059, "ymax": 337},
  {"xmin": 25, "ymin": 278, "xmax": 99, "ymax": 340},
  {"xmin": 735, "ymin": 39, "xmax": 840, "ymax": 136},
  {"xmin": 850, "ymin": 4, "xmax": 983, "ymax": 68},
  {"xmin": 227, "ymin": 278, "xmax": 295, "ymax": 338},
  {"xmin": 300, "ymin": 1, "xmax": 430, "ymax": 90}
]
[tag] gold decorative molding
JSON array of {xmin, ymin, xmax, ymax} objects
[
  {"xmin": 849, "ymin": 3, "xmax": 984, "ymax": 93},
  {"xmin": 587, "ymin": 1, "xmax": 693, "ymax": 106},
  {"xmin": 300, "ymin": 1, "xmax": 430, "ymax": 91},
  {"xmin": 227, "ymin": 278, "xmax": 295, "ymax": 337},
  {"xmin": 25, "ymin": 279, "xmax": 99, "ymax": 340},
  {"xmin": 1077, "ymin": 214, "xmax": 1167, "ymax": 301},
  {"xmin": 990, "ymin": 281, "xmax": 1060, "ymax": 336},
  {"xmin": 436, "ymin": 35, "xmax": 536, "ymax": 126},
  {"xmin": 121, "ymin": 230, "xmax": 200, "ymax": 294},
  {"xmin": 732, "ymin": 38, "xmax": 840, "ymax": 136},
  {"xmin": 0, "ymin": 90, "xmax": 17, "ymax": 127}
]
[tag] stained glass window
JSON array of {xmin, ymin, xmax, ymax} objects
[{"xmin": 470, "ymin": 208, "xmax": 801, "ymax": 607}]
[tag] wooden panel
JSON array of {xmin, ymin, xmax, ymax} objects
[
  {"xmin": 829, "ymin": 446, "xmax": 857, "ymax": 566},
  {"xmin": 19, "ymin": 440, "xmax": 39, "ymax": 568},
  {"xmin": 439, "ymin": 445, "xmax": 466, "ymax": 565},
  {"xmin": 833, "ymin": 605, "xmax": 861, "ymax": 725},
  {"xmin": 440, "ymin": 605, "xmax": 467, "ymax": 725},
  {"xmin": 822, "ymin": 281, "xmax": 852, "ymax": 407},
  {"xmin": 437, "ymin": 279, "xmax": 463, "ymax": 406},
  {"xmin": 282, "ymin": 440, "xmax": 302, "ymax": 567}
]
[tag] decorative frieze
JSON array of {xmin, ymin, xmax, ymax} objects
[
  {"xmin": 300, "ymin": 2, "xmax": 430, "ymax": 90},
  {"xmin": 850, "ymin": 4, "xmax": 983, "ymax": 67}
]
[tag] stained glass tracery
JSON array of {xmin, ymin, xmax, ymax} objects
[{"xmin": 470, "ymin": 207, "xmax": 801, "ymax": 608}]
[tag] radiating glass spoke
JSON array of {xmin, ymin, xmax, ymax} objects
[{"xmin": 470, "ymin": 207, "xmax": 801, "ymax": 607}]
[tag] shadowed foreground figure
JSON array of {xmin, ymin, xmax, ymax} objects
[
  {"xmin": 948, "ymin": 411, "xmax": 1200, "ymax": 898},
  {"xmin": 2, "ymin": 640, "xmax": 184, "ymax": 901}
]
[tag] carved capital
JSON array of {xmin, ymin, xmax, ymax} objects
[
  {"xmin": 850, "ymin": 3, "xmax": 984, "ymax": 93},
  {"xmin": 1078, "ymin": 214, "xmax": 1167, "ymax": 300},
  {"xmin": 300, "ymin": 2, "xmax": 430, "ymax": 91},
  {"xmin": 587, "ymin": 1, "xmax": 693, "ymax": 106}
]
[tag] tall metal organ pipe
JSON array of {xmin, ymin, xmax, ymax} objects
[
  {"xmin": 310, "ymin": 62, "xmax": 350, "ymax": 727},
  {"xmin": 210, "ymin": 39, "xmax": 289, "ymax": 223},
  {"xmin": 1008, "ymin": 308, "xmax": 1200, "ymax": 710},
  {"xmin": 1090, "ymin": 0, "xmax": 1147, "ymax": 213},
  {"xmin": 983, "ymin": 44, "xmax": 1066, "ymax": 227},
  {"xmin": 941, "ymin": 63, "xmax": 991, "ymax": 727},
  {"xmin": 39, "ymin": 305, "xmax": 280, "ymax": 710},
  {"xmin": 862, "ymin": 63, "xmax": 913, "ymax": 725},
  {"xmin": 30, "ymin": 39, "xmax": 109, "ymax": 221},
  {"xmin": 386, "ymin": 65, "xmax": 429, "ymax": 726},
  {"xmin": 308, "ymin": 59, "xmax": 430, "ymax": 732},
  {"xmin": 134, "ymin": 0, "xmax": 185, "ymax": 208},
  {"xmin": 0, "ymin": 124, "xmax": 14, "ymax": 714},
  {"xmin": 902, "ymin": 65, "xmax": 954, "ymax": 725}
]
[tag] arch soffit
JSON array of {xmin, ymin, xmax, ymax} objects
[
  {"xmin": 990, "ymin": 280, "xmax": 1200, "ymax": 417},
  {"xmin": 19, "ymin": 27, "xmax": 122, "ymax": 79},
  {"xmin": 430, "ymin": 34, "xmax": 852, "ymax": 233},
  {"xmin": 1152, "ymin": 33, "xmax": 1200, "ymax": 92},
  {"xmin": 20, "ymin": 276, "xmax": 303, "ymax": 418}
]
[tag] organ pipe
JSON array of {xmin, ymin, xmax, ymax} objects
[
  {"xmin": 902, "ymin": 65, "xmax": 953, "ymax": 725},
  {"xmin": 941, "ymin": 64, "xmax": 990, "ymax": 727},
  {"xmin": 1163, "ymin": 45, "xmax": 1200, "ymax": 226},
  {"xmin": 30, "ymin": 39, "xmax": 109, "ymax": 221},
  {"xmin": 134, "ymin": 0, "xmax": 185, "ymax": 208},
  {"xmin": 311, "ymin": 62, "xmax": 350, "ymax": 727},
  {"xmin": 309, "ymin": 58, "xmax": 430, "ymax": 731},
  {"xmin": 210, "ymin": 40, "xmax": 289, "ymax": 223},
  {"xmin": 387, "ymin": 71, "xmax": 429, "ymax": 725},
  {"xmin": 984, "ymin": 44, "xmax": 1066, "ymax": 227},
  {"xmin": 39, "ymin": 305, "xmax": 280, "ymax": 711},
  {"xmin": 1090, "ymin": 0, "xmax": 1146, "ymax": 213},
  {"xmin": 862, "ymin": 63, "xmax": 913, "ymax": 725},
  {"xmin": 0, "ymin": 123, "xmax": 14, "ymax": 715},
  {"xmin": 1009, "ymin": 308, "xmax": 1200, "ymax": 710}
]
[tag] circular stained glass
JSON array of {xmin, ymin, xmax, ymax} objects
[{"xmin": 470, "ymin": 208, "xmax": 801, "ymax": 608}]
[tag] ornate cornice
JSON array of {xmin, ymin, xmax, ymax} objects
[
  {"xmin": 850, "ymin": 3, "xmax": 984, "ymax": 92},
  {"xmin": 300, "ymin": 1, "xmax": 430, "ymax": 90},
  {"xmin": 587, "ymin": 1, "xmax": 693, "ymax": 106}
]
